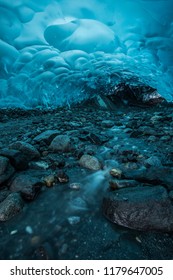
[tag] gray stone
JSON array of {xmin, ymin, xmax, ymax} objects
[
  {"xmin": 33, "ymin": 130, "xmax": 60, "ymax": 145},
  {"xmin": 144, "ymin": 156, "xmax": 162, "ymax": 167},
  {"xmin": 103, "ymin": 186, "xmax": 173, "ymax": 231},
  {"xmin": 10, "ymin": 174, "xmax": 43, "ymax": 201},
  {"xmin": 49, "ymin": 135, "xmax": 71, "ymax": 152},
  {"xmin": 79, "ymin": 154, "xmax": 101, "ymax": 171},
  {"xmin": 29, "ymin": 161, "xmax": 49, "ymax": 170},
  {"xmin": 0, "ymin": 156, "xmax": 15, "ymax": 185},
  {"xmin": 109, "ymin": 179, "xmax": 138, "ymax": 190},
  {"xmin": 101, "ymin": 120, "xmax": 114, "ymax": 128},
  {"xmin": 9, "ymin": 141, "xmax": 40, "ymax": 160},
  {"xmin": 0, "ymin": 193, "xmax": 24, "ymax": 221}
]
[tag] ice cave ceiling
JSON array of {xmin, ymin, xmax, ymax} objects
[{"xmin": 0, "ymin": 0, "xmax": 173, "ymax": 108}]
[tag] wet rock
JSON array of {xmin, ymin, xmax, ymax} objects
[
  {"xmin": 9, "ymin": 141, "xmax": 40, "ymax": 160},
  {"xmin": 10, "ymin": 230, "xmax": 18, "ymax": 235},
  {"xmin": 88, "ymin": 133, "xmax": 109, "ymax": 145},
  {"xmin": 49, "ymin": 135, "xmax": 72, "ymax": 152},
  {"xmin": 56, "ymin": 171, "xmax": 69, "ymax": 183},
  {"xmin": 29, "ymin": 161, "xmax": 49, "ymax": 170},
  {"xmin": 123, "ymin": 167, "xmax": 173, "ymax": 190},
  {"xmin": 109, "ymin": 179, "xmax": 138, "ymax": 190},
  {"xmin": 10, "ymin": 175, "xmax": 43, "ymax": 201},
  {"xmin": 144, "ymin": 156, "xmax": 162, "ymax": 167},
  {"xmin": 110, "ymin": 168, "xmax": 122, "ymax": 179},
  {"xmin": 0, "ymin": 156, "xmax": 15, "ymax": 185},
  {"xmin": 79, "ymin": 132, "xmax": 108, "ymax": 145},
  {"xmin": 0, "ymin": 149, "xmax": 29, "ymax": 170},
  {"xmin": 101, "ymin": 120, "xmax": 114, "ymax": 128},
  {"xmin": 0, "ymin": 193, "xmax": 24, "ymax": 221},
  {"xmin": 84, "ymin": 145, "xmax": 97, "ymax": 156},
  {"xmin": 103, "ymin": 186, "xmax": 173, "ymax": 231},
  {"xmin": 33, "ymin": 130, "xmax": 60, "ymax": 145},
  {"xmin": 48, "ymin": 154, "xmax": 65, "ymax": 168},
  {"xmin": 30, "ymin": 236, "xmax": 41, "ymax": 246},
  {"xmin": 44, "ymin": 175, "xmax": 55, "ymax": 188},
  {"xmin": 79, "ymin": 155, "xmax": 101, "ymax": 171},
  {"xmin": 25, "ymin": 226, "xmax": 33, "ymax": 234}
]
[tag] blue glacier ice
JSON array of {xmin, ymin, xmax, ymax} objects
[{"xmin": 0, "ymin": 0, "xmax": 173, "ymax": 108}]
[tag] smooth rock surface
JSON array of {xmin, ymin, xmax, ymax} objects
[
  {"xmin": 103, "ymin": 186, "xmax": 173, "ymax": 231},
  {"xmin": 79, "ymin": 154, "xmax": 101, "ymax": 171},
  {"xmin": 10, "ymin": 175, "xmax": 43, "ymax": 201},
  {"xmin": 10, "ymin": 141, "xmax": 40, "ymax": 160},
  {"xmin": 49, "ymin": 135, "xmax": 71, "ymax": 152}
]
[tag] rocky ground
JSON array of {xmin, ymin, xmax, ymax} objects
[{"xmin": 0, "ymin": 102, "xmax": 173, "ymax": 260}]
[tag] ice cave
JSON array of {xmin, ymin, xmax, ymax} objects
[
  {"xmin": 0, "ymin": 0, "xmax": 173, "ymax": 107},
  {"xmin": 0, "ymin": 0, "xmax": 173, "ymax": 261}
]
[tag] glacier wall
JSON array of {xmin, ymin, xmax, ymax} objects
[{"xmin": 0, "ymin": 0, "xmax": 173, "ymax": 108}]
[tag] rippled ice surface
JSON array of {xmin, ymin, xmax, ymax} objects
[{"xmin": 0, "ymin": 0, "xmax": 173, "ymax": 108}]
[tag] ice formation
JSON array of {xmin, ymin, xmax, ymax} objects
[{"xmin": 0, "ymin": 0, "xmax": 173, "ymax": 108}]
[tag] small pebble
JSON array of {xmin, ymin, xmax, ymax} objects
[
  {"xmin": 136, "ymin": 237, "xmax": 142, "ymax": 243},
  {"xmin": 69, "ymin": 183, "xmax": 81, "ymax": 190},
  {"xmin": 10, "ymin": 230, "xmax": 18, "ymax": 235},
  {"xmin": 44, "ymin": 175, "xmax": 55, "ymax": 188},
  {"xmin": 110, "ymin": 168, "xmax": 122, "ymax": 178},
  {"xmin": 57, "ymin": 171, "xmax": 69, "ymax": 183},
  {"xmin": 25, "ymin": 226, "xmax": 33, "ymax": 234}
]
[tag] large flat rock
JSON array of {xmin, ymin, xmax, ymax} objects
[{"xmin": 103, "ymin": 186, "xmax": 173, "ymax": 232}]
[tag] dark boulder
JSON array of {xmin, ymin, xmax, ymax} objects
[
  {"xmin": 0, "ymin": 156, "xmax": 15, "ymax": 185},
  {"xmin": 9, "ymin": 141, "xmax": 40, "ymax": 161},
  {"xmin": 33, "ymin": 130, "xmax": 60, "ymax": 145},
  {"xmin": 0, "ymin": 149, "xmax": 29, "ymax": 170},
  {"xmin": 103, "ymin": 186, "xmax": 173, "ymax": 231},
  {"xmin": 10, "ymin": 174, "xmax": 43, "ymax": 201}
]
